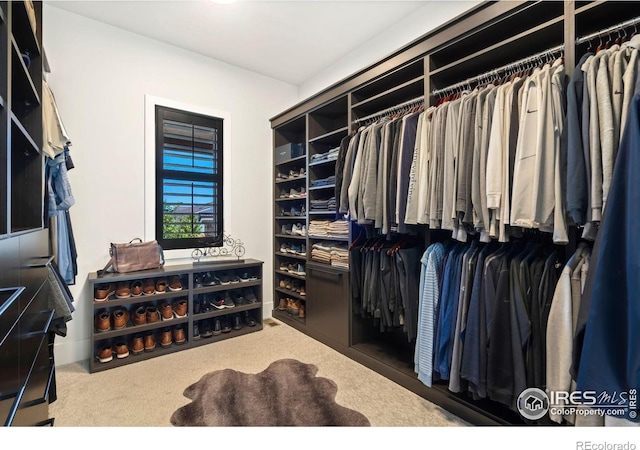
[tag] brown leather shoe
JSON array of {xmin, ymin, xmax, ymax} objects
[
  {"xmin": 132, "ymin": 306, "xmax": 146, "ymax": 326},
  {"xmin": 114, "ymin": 342, "xmax": 129, "ymax": 359},
  {"xmin": 95, "ymin": 311, "xmax": 111, "ymax": 332},
  {"xmin": 131, "ymin": 335, "xmax": 144, "ymax": 355},
  {"xmin": 97, "ymin": 346, "xmax": 113, "ymax": 363},
  {"xmin": 160, "ymin": 328, "xmax": 173, "ymax": 348},
  {"xmin": 288, "ymin": 298, "xmax": 299, "ymax": 315},
  {"xmin": 144, "ymin": 332, "xmax": 156, "ymax": 352},
  {"xmin": 168, "ymin": 275, "xmax": 183, "ymax": 292},
  {"xmin": 115, "ymin": 281, "xmax": 131, "ymax": 299},
  {"xmin": 112, "ymin": 308, "xmax": 129, "ymax": 329},
  {"xmin": 94, "ymin": 283, "xmax": 116, "ymax": 302},
  {"xmin": 142, "ymin": 279, "xmax": 156, "ymax": 295},
  {"xmin": 173, "ymin": 326, "xmax": 186, "ymax": 345},
  {"xmin": 278, "ymin": 298, "xmax": 287, "ymax": 311},
  {"xmin": 131, "ymin": 280, "xmax": 143, "ymax": 296},
  {"xmin": 160, "ymin": 303, "xmax": 174, "ymax": 321},
  {"xmin": 155, "ymin": 278, "xmax": 168, "ymax": 293},
  {"xmin": 172, "ymin": 299, "xmax": 188, "ymax": 318},
  {"xmin": 298, "ymin": 302, "xmax": 305, "ymax": 318},
  {"xmin": 146, "ymin": 306, "xmax": 160, "ymax": 323}
]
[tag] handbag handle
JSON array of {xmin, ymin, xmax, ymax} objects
[{"xmin": 129, "ymin": 238, "xmax": 143, "ymax": 243}]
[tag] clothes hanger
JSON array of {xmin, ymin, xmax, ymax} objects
[
  {"xmin": 596, "ymin": 34, "xmax": 604, "ymax": 53},
  {"xmin": 615, "ymin": 28, "xmax": 622, "ymax": 46},
  {"xmin": 605, "ymin": 30, "xmax": 613, "ymax": 49}
]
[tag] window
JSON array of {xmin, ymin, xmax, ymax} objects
[{"xmin": 155, "ymin": 106, "xmax": 223, "ymax": 250}]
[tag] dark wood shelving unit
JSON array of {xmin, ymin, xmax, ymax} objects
[
  {"xmin": 270, "ymin": 0, "xmax": 635, "ymax": 427},
  {"xmin": 0, "ymin": 1, "xmax": 51, "ymax": 427},
  {"xmin": 88, "ymin": 259, "xmax": 263, "ymax": 373}
]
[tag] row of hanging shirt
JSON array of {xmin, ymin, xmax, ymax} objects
[
  {"xmin": 566, "ymin": 34, "xmax": 640, "ymax": 240},
  {"xmin": 340, "ymin": 56, "xmax": 570, "ymax": 245}
]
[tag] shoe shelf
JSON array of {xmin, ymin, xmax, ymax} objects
[
  {"xmin": 275, "ymin": 287, "xmax": 306, "ymax": 301},
  {"xmin": 93, "ymin": 290, "xmax": 187, "ymax": 308},
  {"xmin": 274, "ymin": 234, "xmax": 306, "ymax": 240},
  {"xmin": 272, "ymin": 309, "xmax": 305, "ymax": 326},
  {"xmin": 87, "ymin": 259, "xmax": 263, "ymax": 373},
  {"xmin": 91, "ymin": 342, "xmax": 188, "ymax": 373},
  {"xmin": 274, "ymin": 269, "xmax": 305, "ymax": 280},
  {"xmin": 275, "ymin": 155, "xmax": 306, "ymax": 167},
  {"xmin": 193, "ymin": 302, "xmax": 262, "ymax": 321},
  {"xmin": 274, "ymin": 251, "xmax": 306, "ymax": 260},
  {"xmin": 191, "ymin": 322, "xmax": 264, "ymax": 349},
  {"xmin": 275, "ymin": 177, "xmax": 306, "ymax": 185},
  {"xmin": 192, "ymin": 279, "xmax": 261, "ymax": 295},
  {"xmin": 93, "ymin": 316, "xmax": 190, "ymax": 341}
]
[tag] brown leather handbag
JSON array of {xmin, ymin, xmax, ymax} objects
[{"xmin": 99, "ymin": 238, "xmax": 165, "ymax": 275}]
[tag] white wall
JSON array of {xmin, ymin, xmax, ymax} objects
[
  {"xmin": 298, "ymin": 0, "xmax": 482, "ymax": 101},
  {"xmin": 43, "ymin": 5, "xmax": 298, "ymax": 366}
]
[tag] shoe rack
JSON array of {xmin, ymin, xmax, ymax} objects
[
  {"xmin": 271, "ymin": 96, "xmax": 352, "ymax": 336},
  {"xmin": 87, "ymin": 259, "xmax": 263, "ymax": 373},
  {"xmin": 273, "ymin": 115, "xmax": 308, "ymax": 327}
]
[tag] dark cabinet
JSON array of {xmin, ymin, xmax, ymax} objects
[{"xmin": 305, "ymin": 262, "xmax": 349, "ymax": 348}]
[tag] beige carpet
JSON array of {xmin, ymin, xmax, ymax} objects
[{"xmin": 50, "ymin": 318, "xmax": 470, "ymax": 427}]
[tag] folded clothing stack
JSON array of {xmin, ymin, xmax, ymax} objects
[
  {"xmin": 310, "ymin": 197, "xmax": 336, "ymax": 211},
  {"xmin": 327, "ymin": 219, "xmax": 349, "ymax": 238},
  {"xmin": 311, "ymin": 241, "xmax": 347, "ymax": 265},
  {"xmin": 310, "ymin": 175, "xmax": 336, "ymax": 188},
  {"xmin": 310, "ymin": 147, "xmax": 339, "ymax": 163},
  {"xmin": 308, "ymin": 220, "xmax": 330, "ymax": 237}
]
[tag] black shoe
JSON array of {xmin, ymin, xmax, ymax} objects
[
  {"xmin": 200, "ymin": 320, "xmax": 213, "ymax": 338},
  {"xmin": 194, "ymin": 295, "xmax": 201, "ymax": 314},
  {"xmin": 203, "ymin": 295, "xmax": 214, "ymax": 312},
  {"xmin": 193, "ymin": 322, "xmax": 201, "ymax": 340},
  {"xmin": 232, "ymin": 314, "xmax": 242, "ymax": 330},
  {"xmin": 231, "ymin": 291, "xmax": 246, "ymax": 306},
  {"xmin": 243, "ymin": 310, "xmax": 257, "ymax": 327},
  {"xmin": 242, "ymin": 288, "xmax": 257, "ymax": 304},
  {"xmin": 221, "ymin": 317, "xmax": 232, "ymax": 333},
  {"xmin": 194, "ymin": 275, "xmax": 204, "ymax": 288},
  {"xmin": 213, "ymin": 318, "xmax": 222, "ymax": 336}
]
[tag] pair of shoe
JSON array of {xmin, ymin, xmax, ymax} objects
[
  {"xmin": 94, "ymin": 283, "xmax": 116, "ymax": 302},
  {"xmin": 96, "ymin": 339, "xmax": 133, "ymax": 363},
  {"xmin": 278, "ymin": 298, "xmax": 305, "ymax": 318},
  {"xmin": 280, "ymin": 263, "xmax": 306, "ymax": 276},
  {"xmin": 95, "ymin": 308, "xmax": 130, "ymax": 332},
  {"xmin": 291, "ymin": 223, "xmax": 306, "ymax": 236},
  {"xmin": 289, "ymin": 168, "xmax": 305, "ymax": 178},
  {"xmin": 289, "ymin": 187, "xmax": 306, "ymax": 198}
]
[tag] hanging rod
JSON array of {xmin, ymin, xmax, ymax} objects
[
  {"xmin": 352, "ymin": 95, "xmax": 424, "ymax": 124},
  {"xmin": 431, "ymin": 44, "xmax": 564, "ymax": 97},
  {"xmin": 576, "ymin": 16, "xmax": 640, "ymax": 46}
]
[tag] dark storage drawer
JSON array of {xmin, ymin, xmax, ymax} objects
[{"xmin": 306, "ymin": 262, "xmax": 350, "ymax": 347}]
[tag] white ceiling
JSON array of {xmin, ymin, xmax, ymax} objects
[{"xmin": 45, "ymin": 0, "xmax": 431, "ymax": 86}]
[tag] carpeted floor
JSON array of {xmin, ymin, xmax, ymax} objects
[{"xmin": 50, "ymin": 318, "xmax": 470, "ymax": 427}]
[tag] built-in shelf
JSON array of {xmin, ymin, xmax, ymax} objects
[
  {"xmin": 351, "ymin": 75, "xmax": 424, "ymax": 110},
  {"xmin": 274, "ymin": 234, "xmax": 306, "ymax": 240},
  {"xmin": 272, "ymin": 309, "xmax": 305, "ymax": 326},
  {"xmin": 308, "ymin": 235, "xmax": 349, "ymax": 242},
  {"xmin": 11, "ymin": 1, "xmax": 41, "ymax": 57},
  {"xmin": 274, "ymin": 251, "xmax": 306, "ymax": 261},
  {"xmin": 11, "ymin": 37, "xmax": 40, "ymax": 115},
  {"xmin": 192, "ymin": 302, "xmax": 262, "ymax": 321},
  {"xmin": 275, "ymin": 287, "xmax": 306, "ymax": 301},
  {"xmin": 275, "ymin": 155, "xmax": 306, "ymax": 167},
  {"xmin": 191, "ymin": 323, "xmax": 264, "ymax": 349},
  {"xmin": 309, "ymin": 184, "xmax": 336, "ymax": 191},
  {"xmin": 10, "ymin": 113, "xmax": 39, "ymax": 155},
  {"xmin": 275, "ymin": 176, "xmax": 306, "ymax": 184},
  {"xmin": 93, "ymin": 316, "xmax": 190, "ymax": 341},
  {"xmin": 275, "ymin": 270, "xmax": 306, "ymax": 281},
  {"xmin": 309, "ymin": 210, "xmax": 336, "ymax": 215},
  {"xmin": 308, "ymin": 126, "xmax": 349, "ymax": 144},
  {"xmin": 309, "ymin": 158, "xmax": 337, "ymax": 167},
  {"xmin": 275, "ymin": 197, "xmax": 307, "ymax": 202}
]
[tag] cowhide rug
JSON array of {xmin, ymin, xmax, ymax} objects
[{"xmin": 170, "ymin": 358, "xmax": 371, "ymax": 426}]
